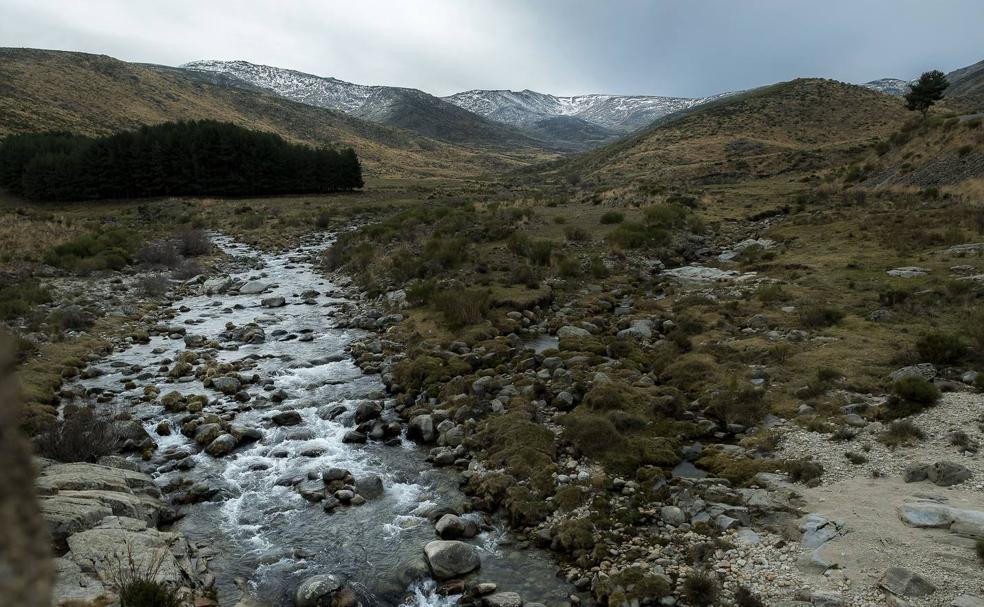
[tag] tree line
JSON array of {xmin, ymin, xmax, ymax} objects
[{"xmin": 0, "ymin": 120, "xmax": 363, "ymax": 201}]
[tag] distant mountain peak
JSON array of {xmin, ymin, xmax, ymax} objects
[
  {"xmin": 861, "ymin": 78, "xmax": 912, "ymax": 96},
  {"xmin": 442, "ymin": 88, "xmax": 728, "ymax": 133}
]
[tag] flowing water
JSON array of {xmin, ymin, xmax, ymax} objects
[{"xmin": 75, "ymin": 235, "xmax": 572, "ymax": 607}]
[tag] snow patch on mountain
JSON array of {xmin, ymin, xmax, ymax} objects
[
  {"xmin": 862, "ymin": 78, "xmax": 912, "ymax": 96},
  {"xmin": 443, "ymin": 89, "xmax": 727, "ymax": 132}
]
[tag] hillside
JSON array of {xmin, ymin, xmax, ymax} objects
[
  {"xmin": 945, "ymin": 59, "xmax": 984, "ymax": 110},
  {"xmin": 180, "ymin": 60, "xmax": 551, "ymax": 150},
  {"xmin": 534, "ymin": 78, "xmax": 910, "ymax": 185},
  {"xmin": 0, "ymin": 48, "xmax": 551, "ymax": 179}
]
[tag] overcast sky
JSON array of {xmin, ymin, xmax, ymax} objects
[{"xmin": 2, "ymin": 0, "xmax": 982, "ymax": 98}]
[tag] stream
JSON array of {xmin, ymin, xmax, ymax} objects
[{"xmin": 74, "ymin": 235, "xmax": 572, "ymax": 607}]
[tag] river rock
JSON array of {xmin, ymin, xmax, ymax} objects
[
  {"xmin": 202, "ymin": 276, "xmax": 233, "ymax": 294},
  {"xmin": 194, "ymin": 423, "xmax": 225, "ymax": 446},
  {"xmin": 408, "ymin": 414, "xmax": 436, "ymax": 443},
  {"xmin": 557, "ymin": 325, "xmax": 590, "ymax": 339},
  {"xmin": 212, "ymin": 376, "xmax": 241, "ymax": 395},
  {"xmin": 272, "ymin": 411, "xmax": 303, "ymax": 426},
  {"xmin": 484, "ymin": 592, "xmax": 523, "ymax": 607},
  {"xmin": 295, "ymin": 574, "xmax": 357, "ymax": 607},
  {"xmin": 435, "ymin": 514, "xmax": 466, "ymax": 539},
  {"xmin": 927, "ymin": 461, "xmax": 972, "ymax": 486},
  {"xmin": 342, "ymin": 431, "xmax": 367, "ymax": 444},
  {"xmin": 423, "ymin": 540, "xmax": 481, "ymax": 580},
  {"xmin": 354, "ymin": 401, "xmax": 383, "ymax": 424},
  {"xmin": 239, "ymin": 281, "xmax": 271, "ymax": 295},
  {"xmin": 879, "ymin": 566, "xmax": 936, "ymax": 597},
  {"xmin": 261, "ymin": 296, "xmax": 286, "ymax": 308},
  {"xmin": 205, "ymin": 434, "xmax": 237, "ymax": 457},
  {"xmin": 354, "ymin": 475, "xmax": 384, "ymax": 499},
  {"xmin": 660, "ymin": 505, "xmax": 686, "ymax": 526},
  {"xmin": 323, "ymin": 468, "xmax": 351, "ymax": 482}
]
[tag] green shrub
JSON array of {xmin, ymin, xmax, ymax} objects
[
  {"xmin": 882, "ymin": 376, "xmax": 940, "ymax": 419},
  {"xmin": 0, "ymin": 279, "xmax": 51, "ymax": 320},
  {"xmin": 599, "ymin": 211, "xmax": 624, "ymax": 224},
  {"xmin": 564, "ymin": 226, "xmax": 590, "ymax": 242},
  {"xmin": 735, "ymin": 586, "xmax": 765, "ymax": 607},
  {"xmin": 682, "ymin": 571, "xmax": 719, "ymax": 607},
  {"xmin": 606, "ymin": 222, "xmax": 670, "ymax": 249},
  {"xmin": 879, "ymin": 419, "xmax": 926, "ymax": 447},
  {"xmin": 526, "ymin": 240, "xmax": 554, "ymax": 266},
  {"xmin": 916, "ymin": 332, "xmax": 967, "ymax": 364},
  {"xmin": 786, "ymin": 459, "xmax": 824, "ymax": 484},
  {"xmin": 432, "ymin": 288, "xmax": 490, "ymax": 328},
  {"xmin": 798, "ymin": 305, "xmax": 844, "ymax": 328}
]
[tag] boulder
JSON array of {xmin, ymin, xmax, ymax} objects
[
  {"xmin": 423, "ymin": 540, "xmax": 481, "ymax": 580},
  {"xmin": 888, "ymin": 364, "xmax": 937, "ymax": 383},
  {"xmin": 484, "ymin": 592, "xmax": 523, "ymax": 607},
  {"xmin": 903, "ymin": 463, "xmax": 931, "ymax": 483},
  {"xmin": 202, "ymin": 276, "xmax": 233, "ymax": 294},
  {"xmin": 354, "ymin": 401, "xmax": 382, "ymax": 424},
  {"xmin": 37, "ymin": 463, "xmax": 159, "ymax": 497},
  {"xmin": 878, "ymin": 566, "xmax": 936, "ymax": 597},
  {"xmin": 800, "ymin": 514, "xmax": 845, "ymax": 549},
  {"xmin": 272, "ymin": 411, "xmax": 303, "ymax": 426},
  {"xmin": 261, "ymin": 296, "xmax": 286, "ymax": 308},
  {"xmin": 40, "ymin": 495, "xmax": 113, "ymax": 542},
  {"xmin": 408, "ymin": 414, "xmax": 436, "ymax": 443},
  {"xmin": 205, "ymin": 434, "xmax": 237, "ymax": 457},
  {"xmin": 435, "ymin": 514, "xmax": 467, "ymax": 539},
  {"xmin": 211, "ymin": 376, "xmax": 241, "ymax": 395},
  {"xmin": 660, "ymin": 506, "xmax": 686, "ymax": 526},
  {"xmin": 238, "ymin": 281, "xmax": 271, "ymax": 295},
  {"xmin": 557, "ymin": 326, "xmax": 590, "ymax": 339},
  {"xmin": 952, "ymin": 596, "xmax": 984, "ymax": 607},
  {"xmin": 295, "ymin": 574, "xmax": 358, "ymax": 607},
  {"xmin": 928, "ymin": 461, "xmax": 972, "ymax": 486},
  {"xmin": 354, "ymin": 475, "xmax": 384, "ymax": 500}
]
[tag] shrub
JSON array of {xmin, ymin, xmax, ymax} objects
[
  {"xmin": 682, "ymin": 571, "xmax": 719, "ymax": 607},
  {"xmin": 432, "ymin": 288, "xmax": 490, "ymax": 328},
  {"xmin": 0, "ymin": 279, "xmax": 51, "ymax": 320},
  {"xmin": 36, "ymin": 405, "xmax": 120, "ymax": 462},
  {"xmin": 798, "ymin": 305, "xmax": 844, "ymax": 328},
  {"xmin": 564, "ymin": 226, "xmax": 590, "ymax": 242},
  {"xmin": 178, "ymin": 229, "xmax": 212, "ymax": 257},
  {"xmin": 786, "ymin": 459, "xmax": 824, "ymax": 484},
  {"xmin": 599, "ymin": 211, "xmax": 624, "ymax": 224},
  {"xmin": 606, "ymin": 222, "xmax": 670, "ymax": 250},
  {"xmin": 735, "ymin": 586, "xmax": 765, "ymax": 607},
  {"xmin": 878, "ymin": 420, "xmax": 926, "ymax": 447},
  {"xmin": 561, "ymin": 413, "xmax": 624, "ymax": 458},
  {"xmin": 526, "ymin": 240, "xmax": 554, "ymax": 266},
  {"xmin": 883, "ymin": 376, "xmax": 940, "ymax": 419},
  {"xmin": 845, "ymin": 451, "xmax": 868, "ymax": 465},
  {"xmin": 112, "ymin": 545, "xmax": 181, "ymax": 607},
  {"xmin": 136, "ymin": 241, "xmax": 181, "ymax": 267},
  {"xmin": 406, "ymin": 279, "xmax": 439, "ymax": 305},
  {"xmin": 915, "ymin": 332, "xmax": 967, "ymax": 364},
  {"xmin": 49, "ymin": 305, "xmax": 92, "ymax": 331},
  {"xmin": 137, "ymin": 275, "xmax": 170, "ymax": 297},
  {"xmin": 707, "ymin": 378, "xmax": 767, "ymax": 426}
]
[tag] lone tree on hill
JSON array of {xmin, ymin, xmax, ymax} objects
[{"xmin": 905, "ymin": 70, "xmax": 949, "ymax": 118}]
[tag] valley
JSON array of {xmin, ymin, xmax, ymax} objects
[{"xmin": 2, "ymin": 26, "xmax": 984, "ymax": 607}]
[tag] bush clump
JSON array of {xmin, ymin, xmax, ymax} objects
[
  {"xmin": 682, "ymin": 571, "xmax": 719, "ymax": 607},
  {"xmin": 915, "ymin": 332, "xmax": 967, "ymax": 364},
  {"xmin": 432, "ymin": 288, "xmax": 490, "ymax": 328},
  {"xmin": 879, "ymin": 420, "xmax": 926, "ymax": 447},
  {"xmin": 36, "ymin": 405, "xmax": 120, "ymax": 462},
  {"xmin": 883, "ymin": 376, "xmax": 940, "ymax": 419},
  {"xmin": 798, "ymin": 305, "xmax": 845, "ymax": 328},
  {"xmin": 599, "ymin": 211, "xmax": 624, "ymax": 224}
]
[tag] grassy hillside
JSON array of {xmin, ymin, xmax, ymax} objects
[
  {"xmin": 0, "ymin": 48, "xmax": 554, "ymax": 179},
  {"xmin": 532, "ymin": 78, "xmax": 910, "ymax": 186},
  {"xmin": 945, "ymin": 59, "xmax": 984, "ymax": 111}
]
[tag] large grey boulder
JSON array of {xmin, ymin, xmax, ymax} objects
[
  {"xmin": 211, "ymin": 376, "xmax": 241, "ymax": 395},
  {"xmin": 194, "ymin": 423, "xmax": 225, "ymax": 446},
  {"xmin": 408, "ymin": 414, "xmax": 436, "ymax": 443},
  {"xmin": 423, "ymin": 540, "xmax": 481, "ymax": 580},
  {"xmin": 36, "ymin": 462, "xmax": 159, "ymax": 497},
  {"xmin": 261, "ymin": 296, "xmax": 286, "ymax": 308},
  {"xmin": 354, "ymin": 475, "xmax": 384, "ymax": 500},
  {"xmin": 205, "ymin": 434, "xmax": 237, "ymax": 457},
  {"xmin": 40, "ymin": 495, "xmax": 113, "ymax": 542},
  {"xmin": 952, "ymin": 596, "xmax": 984, "ymax": 607},
  {"xmin": 660, "ymin": 506, "xmax": 686, "ymax": 526},
  {"xmin": 878, "ymin": 566, "xmax": 936, "ymax": 597},
  {"xmin": 888, "ymin": 363, "xmax": 937, "ymax": 382},
  {"xmin": 928, "ymin": 461, "xmax": 972, "ymax": 486},
  {"xmin": 202, "ymin": 276, "xmax": 233, "ymax": 295},
  {"xmin": 435, "ymin": 514, "xmax": 466, "ymax": 539},
  {"xmin": 238, "ymin": 280, "xmax": 271, "ymax": 295},
  {"xmin": 484, "ymin": 592, "xmax": 523, "ymax": 607},
  {"xmin": 800, "ymin": 514, "xmax": 845, "ymax": 549},
  {"xmin": 557, "ymin": 325, "xmax": 590, "ymax": 339},
  {"xmin": 295, "ymin": 574, "xmax": 359, "ymax": 607}
]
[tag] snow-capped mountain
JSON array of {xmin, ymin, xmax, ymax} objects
[
  {"xmin": 443, "ymin": 89, "xmax": 725, "ymax": 133},
  {"xmin": 861, "ymin": 78, "xmax": 912, "ymax": 96},
  {"xmin": 180, "ymin": 60, "xmax": 542, "ymax": 149}
]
